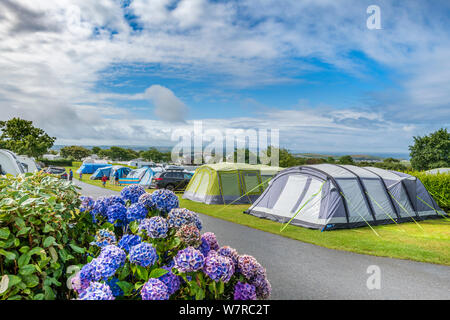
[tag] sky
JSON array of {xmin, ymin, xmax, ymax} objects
[{"xmin": 0, "ymin": 0, "xmax": 449, "ymax": 156}]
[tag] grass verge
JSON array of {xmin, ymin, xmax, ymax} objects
[{"xmin": 66, "ymin": 166, "xmax": 450, "ymax": 266}]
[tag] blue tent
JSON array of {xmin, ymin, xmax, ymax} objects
[
  {"xmin": 120, "ymin": 167, "xmax": 163, "ymax": 187},
  {"xmin": 90, "ymin": 165, "xmax": 131, "ymax": 180},
  {"xmin": 77, "ymin": 163, "xmax": 111, "ymax": 174}
]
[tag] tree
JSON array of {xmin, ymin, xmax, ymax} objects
[
  {"xmin": 60, "ymin": 145, "xmax": 91, "ymax": 160},
  {"xmin": 91, "ymin": 146, "xmax": 101, "ymax": 155},
  {"xmin": 0, "ymin": 118, "xmax": 56, "ymax": 158},
  {"xmin": 338, "ymin": 155, "xmax": 354, "ymax": 165},
  {"xmin": 409, "ymin": 128, "xmax": 450, "ymax": 170},
  {"xmin": 141, "ymin": 147, "xmax": 164, "ymax": 162}
]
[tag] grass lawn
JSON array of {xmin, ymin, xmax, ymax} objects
[{"xmin": 66, "ymin": 166, "xmax": 450, "ymax": 266}]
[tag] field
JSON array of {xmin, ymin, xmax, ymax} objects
[{"xmin": 66, "ymin": 167, "xmax": 450, "ymax": 266}]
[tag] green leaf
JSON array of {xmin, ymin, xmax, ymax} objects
[
  {"xmin": 0, "ymin": 227, "xmax": 10, "ymax": 240},
  {"xmin": 43, "ymin": 236, "xmax": 56, "ymax": 248},
  {"xmin": 116, "ymin": 281, "xmax": 133, "ymax": 296},
  {"xmin": 33, "ymin": 293, "xmax": 45, "ymax": 300},
  {"xmin": 6, "ymin": 275, "xmax": 21, "ymax": 289},
  {"xmin": 18, "ymin": 253, "xmax": 31, "ymax": 268},
  {"xmin": 14, "ymin": 217, "xmax": 25, "ymax": 228},
  {"xmin": 69, "ymin": 243, "xmax": 85, "ymax": 254},
  {"xmin": 195, "ymin": 287, "xmax": 205, "ymax": 300},
  {"xmin": 22, "ymin": 274, "xmax": 40, "ymax": 288},
  {"xmin": 44, "ymin": 285, "xmax": 55, "ymax": 300},
  {"xmin": 43, "ymin": 224, "xmax": 54, "ymax": 233},
  {"xmin": 16, "ymin": 227, "xmax": 31, "ymax": 237},
  {"xmin": 19, "ymin": 264, "xmax": 36, "ymax": 276},
  {"xmin": 135, "ymin": 265, "xmax": 148, "ymax": 281},
  {"xmin": 21, "ymin": 198, "xmax": 37, "ymax": 206},
  {"xmin": 118, "ymin": 264, "xmax": 131, "ymax": 281},
  {"xmin": 149, "ymin": 268, "xmax": 169, "ymax": 279},
  {"xmin": 0, "ymin": 249, "xmax": 16, "ymax": 260},
  {"xmin": 218, "ymin": 281, "xmax": 225, "ymax": 295}
]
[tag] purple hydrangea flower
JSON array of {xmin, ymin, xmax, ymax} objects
[
  {"xmin": 254, "ymin": 277, "xmax": 271, "ymax": 300},
  {"xmin": 217, "ymin": 246, "xmax": 239, "ymax": 267},
  {"xmin": 174, "ymin": 247, "xmax": 205, "ymax": 273},
  {"xmin": 78, "ymin": 282, "xmax": 115, "ymax": 300},
  {"xmin": 129, "ymin": 242, "xmax": 158, "ymax": 267},
  {"xmin": 234, "ymin": 282, "xmax": 257, "ymax": 300},
  {"xmin": 237, "ymin": 255, "xmax": 262, "ymax": 280},
  {"xmin": 201, "ymin": 232, "xmax": 219, "ymax": 251},
  {"xmin": 127, "ymin": 203, "xmax": 148, "ymax": 221},
  {"xmin": 106, "ymin": 203, "xmax": 128, "ymax": 226},
  {"xmin": 196, "ymin": 238, "xmax": 210, "ymax": 257},
  {"xmin": 79, "ymin": 196, "xmax": 94, "ymax": 213},
  {"xmin": 167, "ymin": 208, "xmax": 202, "ymax": 230},
  {"xmin": 176, "ymin": 224, "xmax": 201, "ymax": 247},
  {"xmin": 106, "ymin": 277, "xmax": 124, "ymax": 297},
  {"xmin": 139, "ymin": 217, "xmax": 168, "ymax": 239},
  {"xmin": 90, "ymin": 229, "xmax": 116, "ymax": 248},
  {"xmin": 159, "ymin": 263, "xmax": 182, "ymax": 295},
  {"xmin": 121, "ymin": 185, "xmax": 146, "ymax": 204},
  {"xmin": 92, "ymin": 197, "xmax": 108, "ymax": 219},
  {"xmin": 141, "ymin": 278, "xmax": 169, "ymax": 300},
  {"xmin": 117, "ymin": 234, "xmax": 142, "ymax": 253},
  {"xmin": 80, "ymin": 246, "xmax": 126, "ymax": 282},
  {"xmin": 203, "ymin": 251, "xmax": 234, "ymax": 283},
  {"xmin": 138, "ymin": 193, "xmax": 154, "ymax": 208},
  {"xmin": 98, "ymin": 245, "xmax": 127, "ymax": 269},
  {"xmin": 150, "ymin": 189, "xmax": 179, "ymax": 213},
  {"xmin": 71, "ymin": 271, "xmax": 90, "ymax": 294}
]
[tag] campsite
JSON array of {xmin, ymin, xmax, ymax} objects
[{"xmin": 0, "ymin": 0, "xmax": 449, "ymax": 306}]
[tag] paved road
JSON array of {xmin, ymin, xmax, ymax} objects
[{"xmin": 74, "ymin": 180, "xmax": 450, "ymax": 300}]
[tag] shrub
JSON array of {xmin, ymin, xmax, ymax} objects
[
  {"xmin": 0, "ymin": 172, "xmax": 90, "ymax": 300},
  {"xmin": 407, "ymin": 171, "xmax": 450, "ymax": 213},
  {"xmin": 71, "ymin": 186, "xmax": 272, "ymax": 300}
]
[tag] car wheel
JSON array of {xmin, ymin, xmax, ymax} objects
[{"xmin": 166, "ymin": 184, "xmax": 175, "ymax": 191}]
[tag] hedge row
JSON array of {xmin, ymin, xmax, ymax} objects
[{"xmin": 409, "ymin": 171, "xmax": 450, "ymax": 213}]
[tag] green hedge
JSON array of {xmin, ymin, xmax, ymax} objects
[
  {"xmin": 38, "ymin": 159, "xmax": 73, "ymax": 167},
  {"xmin": 408, "ymin": 171, "xmax": 450, "ymax": 213}
]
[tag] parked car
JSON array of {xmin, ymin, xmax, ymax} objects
[
  {"xmin": 44, "ymin": 166, "xmax": 68, "ymax": 180},
  {"xmin": 151, "ymin": 170, "xmax": 193, "ymax": 191}
]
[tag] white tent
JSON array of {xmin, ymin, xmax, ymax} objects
[{"xmin": 0, "ymin": 149, "xmax": 26, "ymax": 175}]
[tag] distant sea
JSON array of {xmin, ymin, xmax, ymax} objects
[{"xmin": 52, "ymin": 145, "xmax": 410, "ymax": 160}]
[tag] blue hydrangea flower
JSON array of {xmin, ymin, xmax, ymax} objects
[
  {"xmin": 139, "ymin": 217, "xmax": 168, "ymax": 239},
  {"xmin": 141, "ymin": 278, "xmax": 169, "ymax": 300},
  {"xmin": 106, "ymin": 277, "xmax": 124, "ymax": 297},
  {"xmin": 121, "ymin": 185, "xmax": 146, "ymax": 204},
  {"xmin": 98, "ymin": 245, "xmax": 127, "ymax": 270},
  {"xmin": 167, "ymin": 208, "xmax": 202, "ymax": 230},
  {"xmin": 127, "ymin": 203, "xmax": 148, "ymax": 222},
  {"xmin": 138, "ymin": 193, "xmax": 154, "ymax": 208},
  {"xmin": 159, "ymin": 262, "xmax": 182, "ymax": 295},
  {"xmin": 106, "ymin": 203, "xmax": 128, "ymax": 226},
  {"xmin": 201, "ymin": 232, "xmax": 219, "ymax": 251},
  {"xmin": 203, "ymin": 251, "xmax": 235, "ymax": 283},
  {"xmin": 79, "ymin": 196, "xmax": 94, "ymax": 213},
  {"xmin": 80, "ymin": 245, "xmax": 127, "ymax": 282},
  {"xmin": 78, "ymin": 282, "xmax": 115, "ymax": 300},
  {"xmin": 150, "ymin": 189, "xmax": 179, "ymax": 213},
  {"xmin": 92, "ymin": 197, "xmax": 108, "ymax": 219},
  {"xmin": 104, "ymin": 195, "xmax": 125, "ymax": 206},
  {"xmin": 234, "ymin": 282, "xmax": 257, "ymax": 300},
  {"xmin": 71, "ymin": 271, "xmax": 90, "ymax": 294},
  {"xmin": 196, "ymin": 238, "xmax": 210, "ymax": 257},
  {"xmin": 174, "ymin": 247, "xmax": 205, "ymax": 273},
  {"xmin": 129, "ymin": 242, "xmax": 158, "ymax": 267},
  {"xmin": 118, "ymin": 234, "xmax": 142, "ymax": 253},
  {"xmin": 90, "ymin": 229, "xmax": 116, "ymax": 248}
]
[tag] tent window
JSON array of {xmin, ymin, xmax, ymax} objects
[
  {"xmin": 219, "ymin": 172, "xmax": 242, "ymax": 196},
  {"xmin": 196, "ymin": 171, "xmax": 210, "ymax": 197},
  {"xmin": 188, "ymin": 171, "xmax": 203, "ymax": 193},
  {"xmin": 242, "ymin": 172, "xmax": 262, "ymax": 195}
]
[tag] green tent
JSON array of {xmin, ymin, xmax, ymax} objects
[{"xmin": 182, "ymin": 163, "xmax": 282, "ymax": 204}]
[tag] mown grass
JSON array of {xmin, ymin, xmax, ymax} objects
[{"xmin": 66, "ymin": 166, "xmax": 450, "ymax": 265}]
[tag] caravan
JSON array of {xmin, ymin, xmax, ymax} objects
[{"xmin": 0, "ymin": 149, "xmax": 26, "ymax": 175}]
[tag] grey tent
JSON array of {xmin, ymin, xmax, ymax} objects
[{"xmin": 245, "ymin": 164, "xmax": 446, "ymax": 231}]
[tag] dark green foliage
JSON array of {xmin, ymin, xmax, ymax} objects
[{"xmin": 409, "ymin": 128, "xmax": 450, "ymax": 171}]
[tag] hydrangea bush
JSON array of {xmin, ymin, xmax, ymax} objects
[{"xmin": 71, "ymin": 185, "xmax": 271, "ymax": 301}]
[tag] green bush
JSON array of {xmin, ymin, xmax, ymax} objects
[
  {"xmin": 408, "ymin": 171, "xmax": 450, "ymax": 213},
  {"xmin": 38, "ymin": 159, "xmax": 73, "ymax": 167},
  {"xmin": 0, "ymin": 172, "xmax": 91, "ymax": 300}
]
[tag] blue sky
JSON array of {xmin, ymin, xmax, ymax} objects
[{"xmin": 0, "ymin": 0, "xmax": 449, "ymax": 156}]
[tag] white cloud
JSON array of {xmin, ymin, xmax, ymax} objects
[{"xmin": 0, "ymin": 0, "xmax": 448, "ymax": 152}]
